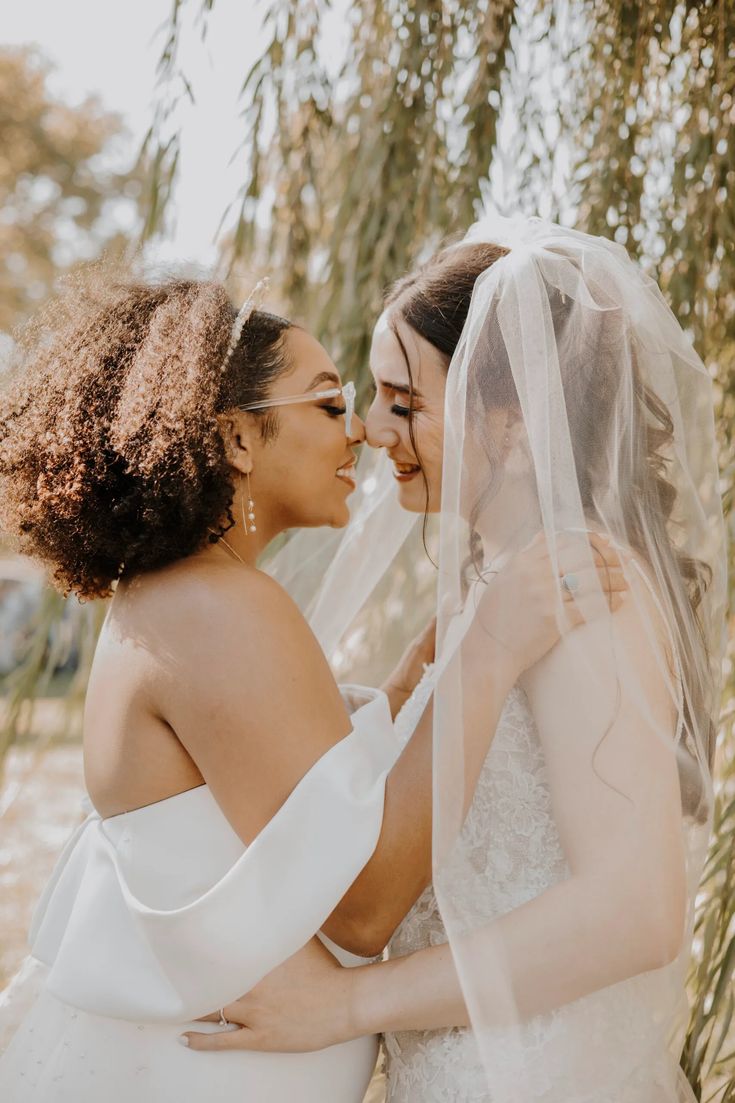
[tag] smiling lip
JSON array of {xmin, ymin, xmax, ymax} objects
[
  {"xmin": 336, "ymin": 465, "xmax": 357, "ymax": 490},
  {"xmin": 392, "ymin": 461, "xmax": 421, "ymax": 483}
]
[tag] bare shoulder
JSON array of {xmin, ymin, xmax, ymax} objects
[
  {"xmin": 116, "ymin": 556, "xmax": 309, "ymax": 654},
  {"xmin": 108, "ymin": 556, "xmax": 336, "ymax": 720},
  {"xmin": 114, "ymin": 557, "xmax": 349, "ymax": 842}
]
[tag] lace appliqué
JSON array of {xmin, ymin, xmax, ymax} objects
[
  {"xmin": 385, "ymin": 665, "xmax": 568, "ymax": 1102},
  {"xmin": 383, "ymin": 664, "xmax": 693, "ymax": 1103}
]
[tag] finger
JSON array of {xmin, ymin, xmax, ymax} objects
[
  {"xmin": 564, "ymin": 590, "xmax": 625, "ymax": 625},
  {"xmin": 526, "ymin": 530, "xmax": 548, "ymax": 551},
  {"xmin": 587, "ymin": 533, "xmax": 631, "ymax": 571},
  {"xmin": 195, "ymin": 1012, "xmax": 222, "ymax": 1023},
  {"xmin": 590, "ymin": 547, "xmax": 627, "ymax": 570},
  {"xmin": 558, "ymin": 542, "xmax": 629, "ymax": 575},
  {"xmin": 181, "ymin": 1027, "xmax": 254, "ymax": 1052},
  {"xmin": 559, "ymin": 549, "xmax": 633, "ymax": 581},
  {"xmin": 554, "ymin": 529, "xmax": 633, "ymax": 571},
  {"xmin": 563, "ymin": 590, "xmax": 626, "ymax": 613},
  {"xmin": 560, "ymin": 567, "xmax": 629, "ymax": 598},
  {"xmin": 594, "ymin": 567, "xmax": 629, "ymax": 592},
  {"xmin": 562, "ymin": 605, "xmax": 586, "ymax": 630},
  {"xmin": 585, "ymin": 531, "xmax": 614, "ymax": 552}
]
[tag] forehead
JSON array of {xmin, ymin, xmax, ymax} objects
[
  {"xmin": 370, "ymin": 311, "xmax": 445, "ymax": 390},
  {"xmin": 275, "ymin": 326, "xmax": 341, "ymax": 392}
]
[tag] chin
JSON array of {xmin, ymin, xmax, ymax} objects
[
  {"xmin": 307, "ymin": 501, "xmax": 352, "ymax": 529},
  {"xmin": 328, "ymin": 504, "xmax": 351, "ymax": 528},
  {"xmin": 396, "ymin": 481, "xmax": 438, "ymax": 514}
]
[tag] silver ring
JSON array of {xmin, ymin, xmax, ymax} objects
[
  {"xmin": 218, "ymin": 1008, "xmax": 229, "ymax": 1027},
  {"xmin": 561, "ymin": 572, "xmax": 580, "ymax": 595}
]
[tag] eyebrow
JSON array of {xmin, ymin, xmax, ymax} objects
[
  {"xmin": 306, "ymin": 370, "xmax": 341, "ymax": 390},
  {"xmin": 379, "ymin": 379, "xmax": 423, "ymax": 399}
]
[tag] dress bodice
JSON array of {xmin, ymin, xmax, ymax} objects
[
  {"xmin": 383, "ymin": 665, "xmax": 699, "ymax": 1103},
  {"xmin": 96, "ymin": 784, "xmax": 367, "ymax": 969}
]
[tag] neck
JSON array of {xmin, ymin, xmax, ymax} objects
[
  {"xmin": 210, "ymin": 483, "xmax": 283, "ymax": 568},
  {"xmin": 473, "ymin": 477, "xmax": 542, "ymax": 567},
  {"xmin": 216, "ymin": 526, "xmax": 266, "ymax": 568}
]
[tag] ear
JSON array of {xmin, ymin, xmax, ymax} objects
[
  {"xmin": 503, "ymin": 408, "xmax": 525, "ymax": 446},
  {"xmin": 502, "ymin": 408, "xmax": 531, "ymax": 476},
  {"xmin": 217, "ymin": 412, "xmax": 255, "ymax": 475}
]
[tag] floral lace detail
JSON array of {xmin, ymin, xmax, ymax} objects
[
  {"xmin": 386, "ymin": 666, "xmax": 567, "ymax": 1102},
  {"xmin": 383, "ymin": 665, "xmax": 693, "ymax": 1103}
]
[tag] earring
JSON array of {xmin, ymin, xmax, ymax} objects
[{"xmin": 242, "ymin": 472, "xmax": 256, "ymax": 534}]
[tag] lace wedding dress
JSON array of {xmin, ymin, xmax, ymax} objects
[
  {"xmin": 383, "ymin": 665, "xmax": 702, "ymax": 1103},
  {"xmin": 0, "ymin": 687, "xmax": 395, "ymax": 1102}
]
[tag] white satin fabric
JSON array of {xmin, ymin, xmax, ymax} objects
[{"xmin": 0, "ymin": 686, "xmax": 396, "ymax": 1101}]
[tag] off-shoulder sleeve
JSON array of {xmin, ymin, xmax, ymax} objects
[{"xmin": 28, "ymin": 688, "xmax": 399, "ymax": 1023}]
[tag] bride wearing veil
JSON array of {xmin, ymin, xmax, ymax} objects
[{"xmin": 187, "ymin": 216, "xmax": 727, "ymax": 1103}]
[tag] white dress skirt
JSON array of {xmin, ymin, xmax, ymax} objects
[{"xmin": 0, "ymin": 687, "xmax": 397, "ymax": 1102}]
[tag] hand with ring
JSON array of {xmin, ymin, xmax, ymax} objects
[{"xmin": 475, "ymin": 529, "xmax": 631, "ymax": 679}]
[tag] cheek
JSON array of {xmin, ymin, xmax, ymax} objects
[
  {"xmin": 282, "ymin": 418, "xmax": 344, "ymax": 491},
  {"xmin": 414, "ymin": 411, "xmax": 445, "ymax": 470}
]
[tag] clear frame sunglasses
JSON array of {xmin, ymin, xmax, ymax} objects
[{"xmin": 238, "ymin": 381, "xmax": 356, "ymax": 437}]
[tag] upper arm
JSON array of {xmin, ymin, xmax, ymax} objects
[
  {"xmin": 154, "ymin": 571, "xmax": 352, "ymax": 845},
  {"xmin": 522, "ymin": 567, "xmax": 686, "ymax": 934}
]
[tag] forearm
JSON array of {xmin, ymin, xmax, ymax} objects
[
  {"xmin": 324, "ymin": 629, "xmax": 517, "ymax": 955},
  {"xmin": 349, "ymin": 870, "xmax": 673, "ymax": 1036},
  {"xmin": 321, "ymin": 706, "xmax": 433, "ymax": 953},
  {"xmin": 352, "ymin": 941, "xmax": 468, "ymax": 1036}
]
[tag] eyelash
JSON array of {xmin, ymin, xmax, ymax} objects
[
  {"xmin": 368, "ymin": 381, "xmax": 412, "ymax": 417},
  {"xmin": 321, "ymin": 404, "xmax": 346, "ymax": 417}
]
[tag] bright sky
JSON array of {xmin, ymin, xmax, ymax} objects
[
  {"xmin": 2, "ymin": 1, "xmax": 566, "ymax": 266},
  {"xmin": 2, "ymin": 0, "xmax": 271, "ymax": 265}
]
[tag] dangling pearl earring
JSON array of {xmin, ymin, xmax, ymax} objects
[{"xmin": 242, "ymin": 472, "xmax": 256, "ymax": 535}]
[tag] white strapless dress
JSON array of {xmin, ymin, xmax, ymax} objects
[{"xmin": 0, "ymin": 687, "xmax": 397, "ymax": 1102}]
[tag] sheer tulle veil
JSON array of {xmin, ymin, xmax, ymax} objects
[{"xmin": 270, "ymin": 214, "xmax": 727, "ymax": 1100}]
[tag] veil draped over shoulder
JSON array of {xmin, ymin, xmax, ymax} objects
[{"xmin": 271, "ymin": 215, "xmax": 727, "ymax": 1101}]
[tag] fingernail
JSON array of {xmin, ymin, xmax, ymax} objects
[{"xmin": 177, "ymin": 1035, "xmax": 190, "ymax": 1047}]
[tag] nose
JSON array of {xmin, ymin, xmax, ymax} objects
[{"xmin": 364, "ymin": 401, "xmax": 400, "ymax": 450}]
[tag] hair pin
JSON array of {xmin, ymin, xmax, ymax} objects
[{"xmin": 221, "ymin": 277, "xmax": 270, "ymax": 372}]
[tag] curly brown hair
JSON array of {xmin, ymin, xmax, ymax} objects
[{"xmin": 0, "ymin": 270, "xmax": 293, "ymax": 599}]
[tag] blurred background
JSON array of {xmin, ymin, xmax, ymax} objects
[{"xmin": 0, "ymin": 1, "xmax": 733, "ymax": 1099}]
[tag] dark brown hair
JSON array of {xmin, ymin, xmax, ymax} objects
[
  {"xmin": 384, "ymin": 241, "xmax": 509, "ymax": 554},
  {"xmin": 0, "ymin": 272, "xmax": 293, "ymax": 599}
]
